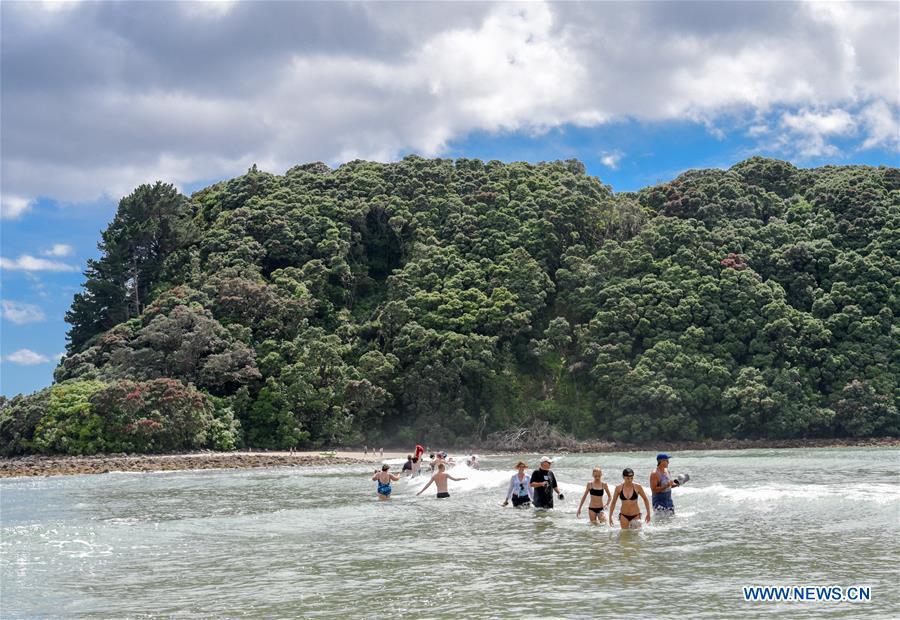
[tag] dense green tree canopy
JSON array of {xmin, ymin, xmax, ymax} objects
[{"xmin": 2, "ymin": 156, "xmax": 897, "ymax": 454}]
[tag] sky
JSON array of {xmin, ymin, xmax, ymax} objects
[{"xmin": 1, "ymin": 0, "xmax": 898, "ymax": 397}]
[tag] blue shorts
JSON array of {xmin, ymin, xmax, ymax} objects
[{"xmin": 652, "ymin": 494, "xmax": 674, "ymax": 513}]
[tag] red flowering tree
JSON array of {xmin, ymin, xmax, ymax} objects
[
  {"xmin": 92, "ymin": 378, "xmax": 215, "ymax": 453},
  {"xmin": 720, "ymin": 252, "xmax": 748, "ymax": 270}
]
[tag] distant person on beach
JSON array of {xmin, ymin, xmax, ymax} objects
[
  {"xmin": 364, "ymin": 445, "xmax": 368, "ymax": 456},
  {"xmin": 380, "ymin": 447, "xmax": 384, "ymax": 457},
  {"xmin": 530, "ymin": 456, "xmax": 564, "ymax": 509},
  {"xmin": 416, "ymin": 463, "xmax": 466, "ymax": 498},
  {"xmin": 372, "ymin": 464, "xmax": 400, "ymax": 500},
  {"xmin": 608, "ymin": 468, "xmax": 651, "ymax": 528},
  {"xmin": 577, "ymin": 467, "xmax": 611, "ymax": 524},
  {"xmin": 649, "ymin": 453, "xmax": 676, "ymax": 514},
  {"xmin": 502, "ymin": 461, "xmax": 533, "ymax": 507}
]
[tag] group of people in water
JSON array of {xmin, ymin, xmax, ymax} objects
[
  {"xmin": 373, "ymin": 451, "xmax": 684, "ymax": 529},
  {"xmin": 398, "ymin": 445, "xmax": 482, "ymax": 478}
]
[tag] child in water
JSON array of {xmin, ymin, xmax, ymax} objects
[{"xmin": 416, "ymin": 463, "xmax": 466, "ymax": 498}]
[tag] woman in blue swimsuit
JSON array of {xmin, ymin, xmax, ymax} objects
[
  {"xmin": 608, "ymin": 468, "xmax": 651, "ymax": 529},
  {"xmin": 372, "ymin": 464, "xmax": 400, "ymax": 500}
]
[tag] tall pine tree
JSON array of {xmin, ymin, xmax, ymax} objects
[{"xmin": 66, "ymin": 182, "xmax": 192, "ymax": 352}]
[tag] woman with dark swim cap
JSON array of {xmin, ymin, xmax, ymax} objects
[
  {"xmin": 608, "ymin": 468, "xmax": 651, "ymax": 528},
  {"xmin": 372, "ymin": 464, "xmax": 400, "ymax": 500}
]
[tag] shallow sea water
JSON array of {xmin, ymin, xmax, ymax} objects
[{"xmin": 2, "ymin": 448, "xmax": 898, "ymax": 618}]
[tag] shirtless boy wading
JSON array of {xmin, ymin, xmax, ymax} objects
[{"xmin": 416, "ymin": 463, "xmax": 466, "ymax": 498}]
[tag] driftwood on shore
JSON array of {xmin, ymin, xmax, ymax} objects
[{"xmin": 481, "ymin": 421, "xmax": 583, "ymax": 451}]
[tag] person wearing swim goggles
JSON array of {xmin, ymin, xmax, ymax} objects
[{"xmin": 608, "ymin": 468, "xmax": 651, "ymax": 528}]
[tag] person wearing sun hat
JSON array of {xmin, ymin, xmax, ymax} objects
[
  {"xmin": 649, "ymin": 453, "xmax": 676, "ymax": 514},
  {"xmin": 529, "ymin": 456, "xmax": 564, "ymax": 509},
  {"xmin": 502, "ymin": 461, "xmax": 533, "ymax": 507}
]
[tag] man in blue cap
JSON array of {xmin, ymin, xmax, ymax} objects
[{"xmin": 649, "ymin": 453, "xmax": 676, "ymax": 514}]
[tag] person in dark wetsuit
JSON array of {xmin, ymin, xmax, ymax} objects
[
  {"xmin": 372, "ymin": 464, "xmax": 400, "ymax": 500},
  {"xmin": 530, "ymin": 456, "xmax": 564, "ymax": 509},
  {"xmin": 577, "ymin": 467, "xmax": 611, "ymax": 524},
  {"xmin": 650, "ymin": 453, "xmax": 676, "ymax": 514},
  {"xmin": 608, "ymin": 468, "xmax": 651, "ymax": 528}
]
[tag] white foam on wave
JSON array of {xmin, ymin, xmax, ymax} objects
[
  {"xmin": 401, "ymin": 463, "xmax": 511, "ymax": 494},
  {"xmin": 678, "ymin": 482, "xmax": 900, "ymax": 505},
  {"xmin": 46, "ymin": 538, "xmax": 114, "ymax": 558}
]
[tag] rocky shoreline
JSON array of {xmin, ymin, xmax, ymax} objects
[
  {"xmin": 0, "ymin": 452, "xmax": 370, "ymax": 478},
  {"xmin": 2, "ymin": 437, "xmax": 896, "ymax": 478}
]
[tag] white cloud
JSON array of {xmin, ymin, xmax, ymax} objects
[
  {"xmin": 600, "ymin": 151, "xmax": 623, "ymax": 170},
  {"xmin": 859, "ymin": 100, "xmax": 900, "ymax": 150},
  {"xmin": 180, "ymin": 1, "xmax": 236, "ymax": 20},
  {"xmin": 41, "ymin": 244, "xmax": 74, "ymax": 257},
  {"xmin": 747, "ymin": 124, "xmax": 770, "ymax": 138},
  {"xmin": 0, "ymin": 300, "xmax": 46, "ymax": 324},
  {"xmin": 779, "ymin": 108, "xmax": 858, "ymax": 157},
  {"xmin": 0, "ymin": 195, "xmax": 32, "ymax": 219},
  {"xmin": 782, "ymin": 108, "xmax": 857, "ymax": 137},
  {"xmin": 3, "ymin": 349, "xmax": 51, "ymax": 365},
  {"xmin": 0, "ymin": 255, "xmax": 79, "ymax": 272},
  {"xmin": 0, "ymin": 1, "xmax": 897, "ymax": 206}
]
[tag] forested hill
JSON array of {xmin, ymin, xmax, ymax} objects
[{"xmin": 2, "ymin": 156, "xmax": 898, "ymax": 456}]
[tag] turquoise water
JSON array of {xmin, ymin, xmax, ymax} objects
[{"xmin": 2, "ymin": 448, "xmax": 898, "ymax": 618}]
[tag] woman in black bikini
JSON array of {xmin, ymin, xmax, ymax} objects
[
  {"xmin": 608, "ymin": 468, "xmax": 651, "ymax": 529},
  {"xmin": 576, "ymin": 467, "xmax": 611, "ymax": 524}
]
